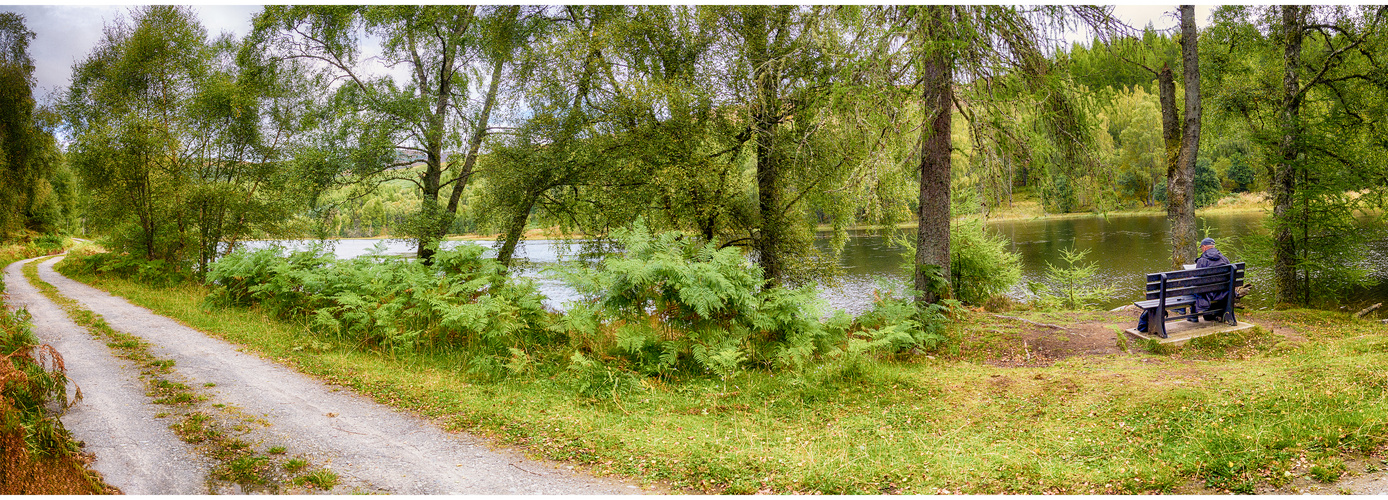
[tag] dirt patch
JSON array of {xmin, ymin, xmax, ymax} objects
[{"xmin": 972, "ymin": 310, "xmax": 1130, "ymax": 367}]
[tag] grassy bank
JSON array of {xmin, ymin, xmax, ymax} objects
[{"xmin": 53, "ymin": 256, "xmax": 1388, "ymax": 494}]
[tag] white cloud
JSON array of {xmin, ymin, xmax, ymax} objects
[{"xmin": 0, "ymin": 4, "xmax": 259, "ymax": 105}]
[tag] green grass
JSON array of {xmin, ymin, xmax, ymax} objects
[
  {"xmin": 295, "ymin": 469, "xmax": 338, "ymax": 490},
  {"xmin": 282, "ymin": 458, "xmax": 309, "ymax": 473},
  {"xmin": 54, "ymin": 264, "xmax": 1388, "ymax": 494}
]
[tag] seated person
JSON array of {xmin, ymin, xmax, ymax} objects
[
  {"xmin": 1136, "ymin": 237, "xmax": 1230, "ymax": 331},
  {"xmin": 1191, "ymin": 237, "xmax": 1230, "ymax": 321}
]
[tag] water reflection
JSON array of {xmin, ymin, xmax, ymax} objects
[{"xmin": 235, "ymin": 212, "xmax": 1388, "ymax": 316}]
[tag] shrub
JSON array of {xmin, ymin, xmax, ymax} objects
[
  {"xmin": 558, "ymin": 219, "xmax": 843, "ymax": 377},
  {"xmin": 2, "ymin": 307, "xmax": 79, "ymax": 462},
  {"xmin": 203, "ymin": 243, "xmax": 555, "ymax": 355},
  {"xmin": 850, "ymin": 286, "xmax": 950, "ymax": 354},
  {"xmin": 1032, "ymin": 246, "xmax": 1115, "ymax": 310},
  {"xmin": 949, "ymin": 218, "xmax": 1023, "ymax": 305},
  {"xmin": 63, "ymin": 252, "xmax": 189, "ymax": 287}
]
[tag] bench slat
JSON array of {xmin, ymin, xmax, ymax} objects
[
  {"xmin": 1144, "ymin": 262, "xmax": 1246, "ymax": 281},
  {"xmin": 1146, "ymin": 282, "xmax": 1240, "ymax": 300},
  {"xmin": 1146, "ymin": 272, "xmax": 1245, "ymax": 292},
  {"xmin": 1134, "ymin": 296, "xmax": 1197, "ymax": 309}
]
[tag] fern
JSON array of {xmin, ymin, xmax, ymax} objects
[{"xmin": 204, "ymin": 243, "xmax": 554, "ymax": 355}]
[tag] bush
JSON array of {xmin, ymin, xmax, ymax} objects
[
  {"xmin": 0, "ymin": 235, "xmax": 68, "ymax": 264},
  {"xmin": 850, "ymin": 289, "xmax": 949, "ymax": 354},
  {"xmin": 2, "ymin": 303, "xmax": 79, "ymax": 463},
  {"xmin": 1194, "ymin": 159, "xmax": 1223, "ymax": 208},
  {"xmin": 888, "ymin": 219, "xmax": 1022, "ymax": 306},
  {"xmin": 1225, "ymin": 154, "xmax": 1255, "ymax": 192},
  {"xmin": 63, "ymin": 252, "xmax": 189, "ymax": 287},
  {"xmin": 204, "ymin": 243, "xmax": 555, "ymax": 355},
  {"xmin": 949, "ymin": 218, "xmax": 1023, "ymax": 305},
  {"xmin": 557, "ymin": 219, "xmax": 844, "ymax": 378}
]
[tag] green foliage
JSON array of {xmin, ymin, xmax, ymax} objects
[
  {"xmin": 0, "ymin": 13, "xmax": 70, "ymax": 239},
  {"xmin": 64, "ymin": 6, "xmax": 306, "ymax": 269},
  {"xmin": 558, "ymin": 220, "xmax": 842, "ymax": 377},
  {"xmin": 1193, "ymin": 159, "xmax": 1223, "ymax": 209},
  {"xmin": 850, "ymin": 291, "xmax": 950, "ymax": 354},
  {"xmin": 294, "ymin": 469, "xmax": 338, "ymax": 490},
  {"xmin": 203, "ymin": 243, "xmax": 554, "ymax": 355},
  {"xmin": 948, "ymin": 218, "xmax": 1023, "ymax": 305},
  {"xmin": 1224, "ymin": 154, "xmax": 1255, "ymax": 192},
  {"xmin": 63, "ymin": 252, "xmax": 190, "ymax": 288},
  {"xmin": 1033, "ymin": 246, "xmax": 1116, "ymax": 310},
  {"xmin": 1309, "ymin": 457, "xmax": 1346, "ymax": 483}
]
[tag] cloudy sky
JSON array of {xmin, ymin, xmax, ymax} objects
[
  {"xmin": 1, "ymin": 5, "xmax": 259, "ymax": 104},
  {"xmin": 0, "ymin": 4, "xmax": 1211, "ymax": 106}
]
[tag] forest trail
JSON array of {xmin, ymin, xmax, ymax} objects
[{"xmin": 2, "ymin": 255, "xmax": 647, "ymax": 495}]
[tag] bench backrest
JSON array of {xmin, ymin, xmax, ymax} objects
[{"xmin": 1144, "ymin": 262, "xmax": 1245, "ymax": 300}]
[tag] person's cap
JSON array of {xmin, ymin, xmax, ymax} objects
[{"xmin": 1200, "ymin": 237, "xmax": 1215, "ymax": 247}]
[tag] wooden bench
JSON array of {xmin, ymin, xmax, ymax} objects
[{"xmin": 1135, "ymin": 263, "xmax": 1245, "ymax": 339}]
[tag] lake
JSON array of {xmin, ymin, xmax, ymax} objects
[{"xmin": 241, "ymin": 211, "xmax": 1388, "ymax": 315}]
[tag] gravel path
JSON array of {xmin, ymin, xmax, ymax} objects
[
  {"xmin": 3, "ymin": 257, "xmax": 211, "ymax": 494},
  {"xmin": 7, "ymin": 255, "xmax": 646, "ymax": 495}
]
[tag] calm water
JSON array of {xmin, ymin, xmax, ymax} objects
[
  {"xmin": 821, "ymin": 212, "xmax": 1388, "ymax": 313},
  {"xmin": 241, "ymin": 212, "xmax": 1388, "ymax": 315}
]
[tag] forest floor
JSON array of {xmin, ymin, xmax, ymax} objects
[{"xmin": 2, "ymin": 255, "xmax": 652, "ymax": 495}]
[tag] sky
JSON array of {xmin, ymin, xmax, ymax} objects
[{"xmin": 0, "ymin": 4, "xmax": 1213, "ymax": 106}]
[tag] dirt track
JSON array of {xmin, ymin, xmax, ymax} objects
[{"xmin": 3, "ymin": 256, "xmax": 645, "ymax": 495}]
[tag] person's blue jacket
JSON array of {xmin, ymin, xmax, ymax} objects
[{"xmin": 1194, "ymin": 247, "xmax": 1230, "ymax": 312}]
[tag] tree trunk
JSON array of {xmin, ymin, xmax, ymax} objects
[
  {"xmin": 747, "ymin": 9, "xmax": 785, "ymax": 287},
  {"xmin": 1273, "ymin": 5, "xmax": 1304, "ymax": 305},
  {"xmin": 915, "ymin": 5, "xmax": 953, "ymax": 306},
  {"xmin": 1159, "ymin": 60, "xmax": 1193, "ymax": 270},
  {"xmin": 497, "ymin": 194, "xmax": 536, "ymax": 268},
  {"xmin": 444, "ymin": 6, "xmax": 518, "ymax": 222},
  {"xmin": 445, "ymin": 56, "xmax": 506, "ymax": 217}
]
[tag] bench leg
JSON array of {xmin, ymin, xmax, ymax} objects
[
  {"xmin": 1224, "ymin": 311, "xmax": 1237, "ymax": 326},
  {"xmin": 1157, "ymin": 315, "xmax": 1168, "ymax": 339}
]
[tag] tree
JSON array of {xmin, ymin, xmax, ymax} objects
[
  {"xmin": 1098, "ymin": 7, "xmax": 1201, "ymax": 268},
  {"xmin": 248, "ymin": 6, "xmax": 534, "ymax": 264},
  {"xmin": 704, "ymin": 6, "xmax": 845, "ymax": 287},
  {"xmin": 883, "ymin": 6, "xmax": 1115, "ymax": 305},
  {"xmin": 65, "ymin": 6, "xmax": 303, "ymax": 269},
  {"xmin": 913, "ymin": 6, "xmax": 953, "ymax": 304},
  {"xmin": 481, "ymin": 5, "xmax": 862, "ymax": 287},
  {"xmin": 65, "ymin": 6, "xmax": 209, "ymax": 261},
  {"xmin": 1204, "ymin": 5, "xmax": 1388, "ymax": 305},
  {"xmin": 1170, "ymin": 4, "xmax": 1202, "ymax": 269},
  {"xmin": 0, "ymin": 13, "xmax": 67, "ymax": 239}
]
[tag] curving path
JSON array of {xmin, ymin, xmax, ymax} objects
[
  {"xmin": 4, "ymin": 257, "xmax": 211, "ymax": 494},
  {"xmin": 4, "ymin": 255, "xmax": 646, "ymax": 495}
]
